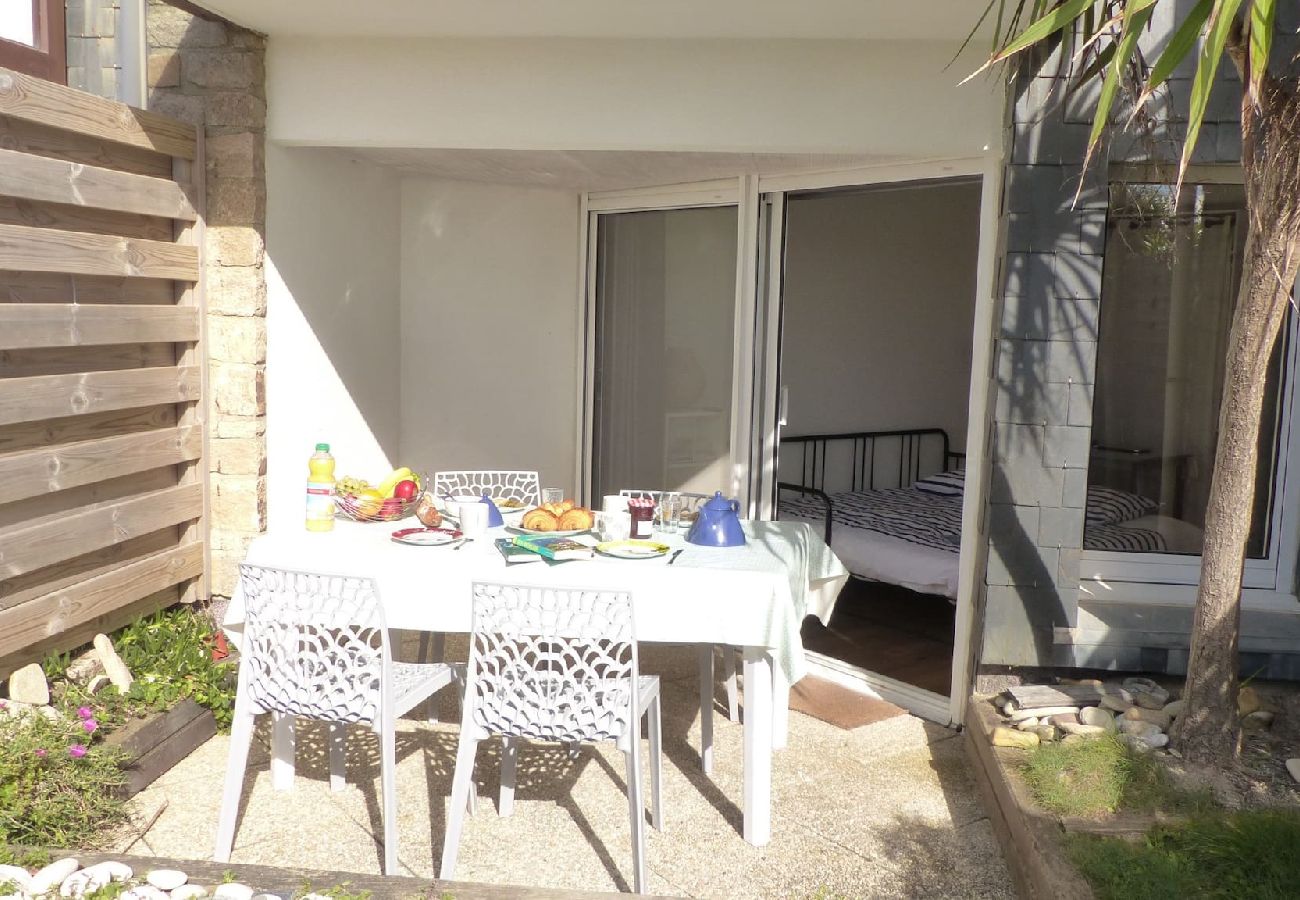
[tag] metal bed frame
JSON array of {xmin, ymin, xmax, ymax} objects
[{"xmin": 776, "ymin": 427, "xmax": 965, "ymax": 544}]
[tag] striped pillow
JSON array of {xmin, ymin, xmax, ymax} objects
[
  {"xmin": 913, "ymin": 470, "xmax": 966, "ymax": 497},
  {"xmin": 1085, "ymin": 486, "xmax": 1157, "ymax": 525}
]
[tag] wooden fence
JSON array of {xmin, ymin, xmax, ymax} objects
[{"xmin": 0, "ymin": 67, "xmax": 208, "ymax": 674}]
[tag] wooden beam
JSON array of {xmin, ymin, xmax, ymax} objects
[
  {"xmin": 0, "ymin": 303, "xmax": 199, "ymax": 349},
  {"xmin": 0, "ymin": 425, "xmax": 201, "ymax": 505},
  {"xmin": 0, "ymin": 148, "xmax": 197, "ymax": 220},
  {"xmin": 0, "ymin": 364, "xmax": 200, "ymax": 427},
  {"xmin": 0, "ymin": 541, "xmax": 203, "ymax": 660},
  {"xmin": 0, "ymin": 223, "xmax": 198, "ymax": 280},
  {"xmin": 0, "ymin": 481, "xmax": 202, "ymax": 580},
  {"xmin": 0, "ymin": 67, "xmax": 196, "ymax": 160}
]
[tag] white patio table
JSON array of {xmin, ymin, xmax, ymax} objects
[{"xmin": 223, "ymin": 517, "xmax": 847, "ymax": 847}]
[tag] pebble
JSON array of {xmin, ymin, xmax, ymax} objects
[
  {"xmin": 1163, "ymin": 699, "xmax": 1185, "ymax": 719},
  {"xmin": 65, "ymin": 651, "xmax": 104, "ymax": 684},
  {"xmin": 1058, "ymin": 722, "xmax": 1107, "ymax": 737},
  {"xmin": 122, "ymin": 887, "xmax": 169, "ymax": 900},
  {"xmin": 0, "ymin": 865, "xmax": 31, "ymax": 893},
  {"xmin": 61, "ymin": 868, "xmax": 109, "ymax": 898},
  {"xmin": 1049, "ymin": 713, "xmax": 1080, "ymax": 727},
  {"xmin": 7, "ymin": 662, "xmax": 50, "ymax": 705},
  {"xmin": 86, "ymin": 675, "xmax": 111, "ymax": 695},
  {"xmin": 1014, "ymin": 717, "xmax": 1040, "ymax": 731},
  {"xmin": 1008, "ymin": 705, "xmax": 1079, "ymax": 722},
  {"xmin": 147, "ymin": 871, "xmax": 188, "ymax": 891},
  {"xmin": 85, "ymin": 862, "xmax": 132, "ymax": 883},
  {"xmin": 171, "ymin": 887, "xmax": 207, "ymax": 900},
  {"xmin": 1079, "ymin": 707, "xmax": 1116, "ymax": 731},
  {"xmin": 1031, "ymin": 724, "xmax": 1060, "ymax": 742},
  {"xmin": 1238, "ymin": 686, "xmax": 1263, "ymax": 718},
  {"xmin": 30, "ymin": 859, "xmax": 79, "ymax": 895},
  {"xmin": 1286, "ymin": 758, "xmax": 1300, "ymax": 784},
  {"xmin": 1123, "ymin": 706, "xmax": 1172, "ymax": 730},
  {"xmin": 1099, "ymin": 694, "xmax": 1134, "ymax": 714},
  {"xmin": 94, "ymin": 633, "xmax": 134, "ymax": 692},
  {"xmin": 1060, "ymin": 677, "xmax": 1103, "ymax": 686},
  {"xmin": 1061, "ymin": 733, "xmax": 1086, "ymax": 745},
  {"xmin": 1123, "ymin": 677, "xmax": 1170, "ymax": 709},
  {"xmin": 251, "ymin": 894, "xmax": 285, "ymax": 900},
  {"xmin": 1119, "ymin": 719, "xmax": 1163, "ymax": 740},
  {"xmin": 212, "ymin": 884, "xmax": 254, "ymax": 900},
  {"xmin": 992, "ymin": 726, "xmax": 1040, "ymax": 749}
]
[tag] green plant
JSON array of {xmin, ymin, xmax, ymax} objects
[
  {"xmin": 0, "ymin": 706, "xmax": 126, "ymax": 847},
  {"xmin": 296, "ymin": 881, "xmax": 372, "ymax": 900},
  {"xmin": 1069, "ymin": 810, "xmax": 1300, "ymax": 900},
  {"xmin": 1021, "ymin": 735, "xmax": 1210, "ymax": 819},
  {"xmin": 111, "ymin": 606, "xmax": 237, "ymax": 731}
]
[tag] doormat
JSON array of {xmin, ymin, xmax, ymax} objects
[{"xmin": 789, "ymin": 677, "xmax": 907, "ymax": 730}]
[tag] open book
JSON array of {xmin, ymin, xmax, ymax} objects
[{"xmin": 511, "ymin": 535, "xmax": 595, "ymax": 561}]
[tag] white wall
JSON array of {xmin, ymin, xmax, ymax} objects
[
  {"xmin": 266, "ymin": 37, "xmax": 1000, "ymax": 160},
  {"xmin": 265, "ymin": 147, "xmax": 402, "ymax": 529},
  {"xmin": 780, "ymin": 181, "xmax": 982, "ymax": 452},
  {"xmin": 399, "ymin": 179, "xmax": 580, "ymax": 493}
]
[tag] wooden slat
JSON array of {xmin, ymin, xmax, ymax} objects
[
  {"xmin": 0, "ymin": 425, "xmax": 200, "ymax": 505},
  {"xmin": 0, "ymin": 113, "xmax": 172, "ymax": 178},
  {"xmin": 0, "ymin": 67, "xmax": 196, "ymax": 161},
  {"xmin": 0, "ymin": 303, "xmax": 199, "ymax": 349},
  {"xmin": 0, "ymin": 481, "xmax": 201, "ymax": 579},
  {"xmin": 0, "ymin": 196, "xmax": 174, "ymax": 241},
  {"xmin": 0, "ymin": 270, "xmax": 175, "ymax": 302},
  {"xmin": 0, "ymin": 404, "xmax": 175, "ymax": 455},
  {"xmin": 0, "ymin": 364, "xmax": 199, "ymax": 426},
  {"xmin": 0, "ymin": 541, "xmax": 203, "ymax": 660},
  {"xmin": 0, "ymin": 528, "xmax": 177, "ymax": 609},
  {"xmin": 0, "ymin": 148, "xmax": 197, "ymax": 220},
  {"xmin": 0, "ymin": 466, "xmax": 176, "ymax": 531},
  {"xmin": 1, "ymin": 343, "xmax": 175, "ymax": 378},
  {"xmin": 0, "ymin": 223, "xmax": 198, "ymax": 280}
]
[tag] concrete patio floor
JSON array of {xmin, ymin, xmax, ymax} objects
[{"xmin": 120, "ymin": 644, "xmax": 1013, "ymax": 898}]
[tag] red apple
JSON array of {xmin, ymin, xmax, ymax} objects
[{"xmin": 393, "ymin": 479, "xmax": 419, "ymax": 501}]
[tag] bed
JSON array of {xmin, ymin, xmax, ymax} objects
[{"xmin": 776, "ymin": 428, "xmax": 1203, "ymax": 600}]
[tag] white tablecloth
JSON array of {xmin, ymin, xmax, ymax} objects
[{"xmin": 224, "ymin": 519, "xmax": 847, "ymax": 685}]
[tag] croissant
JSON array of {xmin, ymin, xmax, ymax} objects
[
  {"xmin": 521, "ymin": 508, "xmax": 560, "ymax": 531},
  {"xmin": 557, "ymin": 507, "xmax": 594, "ymax": 531}
]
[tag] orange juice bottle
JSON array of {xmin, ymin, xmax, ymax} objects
[{"xmin": 306, "ymin": 442, "xmax": 336, "ymax": 531}]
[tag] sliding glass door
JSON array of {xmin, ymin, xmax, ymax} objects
[{"xmin": 588, "ymin": 203, "xmax": 742, "ymax": 501}]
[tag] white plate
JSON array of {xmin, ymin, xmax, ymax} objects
[
  {"xmin": 391, "ymin": 527, "xmax": 462, "ymax": 546},
  {"xmin": 507, "ymin": 525, "xmax": 591, "ymax": 538},
  {"xmin": 596, "ymin": 540, "xmax": 671, "ymax": 559}
]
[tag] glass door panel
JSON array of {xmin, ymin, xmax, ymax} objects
[{"xmin": 590, "ymin": 205, "xmax": 740, "ymax": 500}]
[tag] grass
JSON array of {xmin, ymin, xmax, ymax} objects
[
  {"xmin": 1020, "ymin": 734, "xmax": 1211, "ymax": 819},
  {"xmin": 1068, "ymin": 809, "xmax": 1300, "ymax": 900}
]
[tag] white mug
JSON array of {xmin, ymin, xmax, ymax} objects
[
  {"xmin": 597, "ymin": 510, "xmax": 631, "ymax": 542},
  {"xmin": 459, "ymin": 502, "xmax": 489, "ymax": 538},
  {"xmin": 603, "ymin": 494, "xmax": 630, "ymax": 514}
]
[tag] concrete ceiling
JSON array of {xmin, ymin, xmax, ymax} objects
[
  {"xmin": 330, "ymin": 147, "xmax": 890, "ymax": 191},
  {"xmin": 191, "ymin": 0, "xmax": 990, "ymax": 41}
]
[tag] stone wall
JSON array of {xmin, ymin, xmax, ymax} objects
[{"xmin": 145, "ymin": 0, "xmax": 267, "ymax": 599}]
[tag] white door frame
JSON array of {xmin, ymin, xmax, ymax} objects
[
  {"xmin": 754, "ymin": 153, "xmax": 1004, "ymax": 726},
  {"xmin": 577, "ymin": 178, "xmax": 758, "ymax": 505}
]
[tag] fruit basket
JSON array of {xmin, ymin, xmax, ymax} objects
[{"xmin": 336, "ymin": 471, "xmax": 426, "ymax": 523}]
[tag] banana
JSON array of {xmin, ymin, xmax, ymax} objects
[{"xmin": 377, "ymin": 466, "xmax": 414, "ymax": 498}]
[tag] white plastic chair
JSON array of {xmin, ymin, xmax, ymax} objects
[
  {"xmin": 440, "ymin": 582, "xmax": 663, "ymax": 894},
  {"xmin": 433, "ymin": 470, "xmax": 542, "ymax": 506},
  {"xmin": 214, "ymin": 565, "xmax": 465, "ymax": 876},
  {"xmin": 620, "ymin": 488, "xmax": 741, "ymax": 774}
]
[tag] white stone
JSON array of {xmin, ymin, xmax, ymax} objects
[
  {"xmin": 0, "ymin": 865, "xmax": 31, "ymax": 893},
  {"xmin": 1015, "ymin": 717, "xmax": 1040, "ymax": 731},
  {"xmin": 251, "ymin": 894, "xmax": 285, "ymax": 900},
  {"xmin": 83, "ymin": 862, "xmax": 131, "ymax": 884},
  {"xmin": 1119, "ymin": 719, "xmax": 1163, "ymax": 739},
  {"xmin": 1079, "ymin": 707, "xmax": 1116, "ymax": 731},
  {"xmin": 7, "ymin": 663, "xmax": 49, "ymax": 705},
  {"xmin": 1163, "ymin": 699, "xmax": 1185, "ymax": 719},
  {"xmin": 1058, "ymin": 722, "xmax": 1107, "ymax": 737},
  {"xmin": 1123, "ymin": 677, "xmax": 1170, "ymax": 709},
  {"xmin": 1099, "ymin": 694, "xmax": 1133, "ymax": 713},
  {"xmin": 1123, "ymin": 706, "xmax": 1172, "ymax": 730},
  {"xmin": 1286, "ymin": 758, "xmax": 1300, "ymax": 784},
  {"xmin": 212, "ymin": 885, "xmax": 253, "ymax": 900},
  {"xmin": 146, "ymin": 871, "xmax": 187, "ymax": 891},
  {"xmin": 122, "ymin": 887, "xmax": 168, "ymax": 900},
  {"xmin": 37, "ymin": 706, "xmax": 61, "ymax": 722},
  {"xmin": 1007, "ymin": 705, "xmax": 1079, "ymax": 722},
  {"xmin": 65, "ymin": 652, "xmax": 103, "ymax": 684},
  {"xmin": 171, "ymin": 887, "xmax": 207, "ymax": 900},
  {"xmin": 61, "ymin": 868, "xmax": 107, "ymax": 898},
  {"xmin": 992, "ymin": 726, "xmax": 1039, "ymax": 749},
  {"xmin": 93, "ymin": 634, "xmax": 134, "ymax": 691},
  {"xmin": 29, "ymin": 859, "xmax": 78, "ymax": 896}
]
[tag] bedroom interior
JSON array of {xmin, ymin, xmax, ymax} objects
[{"xmin": 774, "ymin": 178, "xmax": 981, "ymax": 701}]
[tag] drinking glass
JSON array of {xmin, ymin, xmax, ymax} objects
[
  {"xmin": 657, "ymin": 492, "xmax": 682, "ymax": 534},
  {"xmin": 542, "ymin": 487, "xmax": 564, "ymax": 506}
]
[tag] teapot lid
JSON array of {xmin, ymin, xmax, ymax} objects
[{"xmin": 703, "ymin": 491, "xmax": 734, "ymax": 510}]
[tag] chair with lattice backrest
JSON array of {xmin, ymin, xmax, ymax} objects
[
  {"xmin": 620, "ymin": 488, "xmax": 741, "ymax": 775},
  {"xmin": 433, "ymin": 470, "xmax": 542, "ymax": 506},
  {"xmin": 440, "ymin": 581, "xmax": 663, "ymax": 894},
  {"xmin": 214, "ymin": 565, "xmax": 466, "ymax": 876}
]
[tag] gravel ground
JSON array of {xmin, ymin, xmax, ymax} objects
[{"xmin": 119, "ymin": 644, "xmax": 1013, "ymax": 899}]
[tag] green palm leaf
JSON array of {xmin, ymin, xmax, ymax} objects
[
  {"xmin": 1084, "ymin": 1, "xmax": 1157, "ymax": 169},
  {"xmin": 1180, "ymin": 0, "xmax": 1247, "ymax": 186},
  {"xmin": 1248, "ymin": 0, "xmax": 1275, "ymax": 106}
]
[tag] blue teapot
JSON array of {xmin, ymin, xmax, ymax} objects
[
  {"xmin": 686, "ymin": 492, "xmax": 747, "ymax": 547},
  {"xmin": 480, "ymin": 493, "xmax": 504, "ymax": 528}
]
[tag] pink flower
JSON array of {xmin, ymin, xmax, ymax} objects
[
  {"xmin": 34, "ymin": 748, "xmax": 47, "ymax": 758},
  {"xmin": 77, "ymin": 706, "xmax": 93, "ymax": 720},
  {"xmin": 68, "ymin": 745, "xmax": 87, "ymax": 759},
  {"xmin": 81, "ymin": 719, "xmax": 98, "ymax": 734}
]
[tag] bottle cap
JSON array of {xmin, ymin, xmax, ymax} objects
[{"xmin": 315, "ymin": 443, "xmax": 330, "ymax": 452}]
